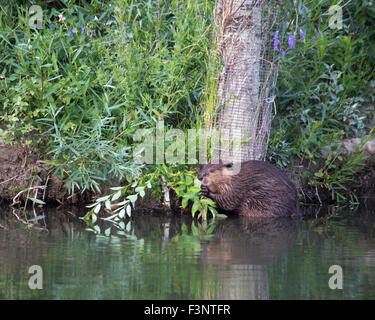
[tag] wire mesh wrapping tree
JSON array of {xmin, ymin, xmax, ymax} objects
[{"xmin": 203, "ymin": 0, "xmax": 279, "ymax": 163}]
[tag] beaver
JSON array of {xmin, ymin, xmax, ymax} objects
[{"xmin": 198, "ymin": 160, "xmax": 300, "ymax": 218}]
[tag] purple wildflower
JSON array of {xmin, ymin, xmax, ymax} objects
[
  {"xmin": 81, "ymin": 27, "xmax": 86, "ymax": 34},
  {"xmin": 274, "ymin": 30, "xmax": 280, "ymax": 52},
  {"xmin": 299, "ymin": 5, "xmax": 309, "ymax": 15},
  {"xmin": 200, "ymin": 11, "xmax": 204, "ymax": 22},
  {"xmin": 300, "ymin": 29, "xmax": 306, "ymax": 43},
  {"xmin": 288, "ymin": 35, "xmax": 295, "ymax": 48},
  {"xmin": 91, "ymin": 30, "xmax": 95, "ymax": 36},
  {"xmin": 123, "ymin": 23, "xmax": 127, "ymax": 30},
  {"xmin": 68, "ymin": 27, "xmax": 73, "ymax": 38},
  {"xmin": 49, "ymin": 23, "xmax": 54, "ymax": 31},
  {"xmin": 281, "ymin": 48, "xmax": 285, "ymax": 56}
]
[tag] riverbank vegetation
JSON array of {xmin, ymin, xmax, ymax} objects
[{"xmin": 0, "ymin": 0, "xmax": 374, "ymax": 221}]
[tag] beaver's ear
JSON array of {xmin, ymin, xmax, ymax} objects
[{"xmin": 219, "ymin": 159, "xmax": 223, "ymax": 165}]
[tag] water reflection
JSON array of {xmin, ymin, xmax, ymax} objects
[
  {"xmin": 200, "ymin": 217, "xmax": 302, "ymax": 299},
  {"xmin": 0, "ymin": 205, "xmax": 374, "ymax": 299}
]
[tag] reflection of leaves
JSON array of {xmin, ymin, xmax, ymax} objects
[
  {"xmin": 28, "ymin": 215, "xmax": 45, "ymax": 222},
  {"xmin": 206, "ymin": 223, "xmax": 216, "ymax": 235},
  {"xmin": 314, "ymin": 226, "xmax": 324, "ymax": 235}
]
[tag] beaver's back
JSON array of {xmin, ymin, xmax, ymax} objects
[{"xmin": 199, "ymin": 160, "xmax": 300, "ymax": 218}]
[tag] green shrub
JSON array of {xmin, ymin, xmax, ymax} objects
[
  {"xmin": 267, "ymin": 0, "xmax": 375, "ymax": 202},
  {"xmin": 0, "ymin": 0, "xmax": 215, "ymax": 192}
]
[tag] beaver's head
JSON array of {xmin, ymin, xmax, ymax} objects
[{"xmin": 198, "ymin": 161, "xmax": 235, "ymax": 193}]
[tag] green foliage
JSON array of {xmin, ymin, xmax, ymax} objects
[
  {"xmin": 166, "ymin": 169, "xmax": 218, "ymax": 220},
  {"xmin": 83, "ymin": 164, "xmax": 218, "ymax": 234},
  {"xmin": 83, "ymin": 176, "xmax": 151, "ymax": 235},
  {"xmin": 267, "ymin": 0, "xmax": 375, "ymax": 203},
  {"xmin": 1, "ymin": 0, "xmax": 374, "ymax": 211},
  {"xmin": 0, "ymin": 0, "xmax": 214, "ymax": 192}
]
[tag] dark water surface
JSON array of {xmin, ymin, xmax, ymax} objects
[{"xmin": 0, "ymin": 204, "xmax": 375, "ymax": 300}]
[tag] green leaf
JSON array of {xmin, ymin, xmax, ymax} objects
[
  {"xmin": 194, "ymin": 179, "xmax": 202, "ymax": 188},
  {"xmin": 126, "ymin": 205, "xmax": 132, "ymax": 217},
  {"xmin": 28, "ymin": 197, "xmax": 46, "ymax": 205},
  {"xmin": 86, "ymin": 202, "xmax": 98, "ymax": 208},
  {"xmin": 199, "ymin": 198, "xmax": 216, "ymax": 206},
  {"xmin": 189, "ymin": 186, "xmax": 201, "ymax": 193},
  {"xmin": 191, "ymin": 201, "xmax": 201, "ymax": 218},
  {"xmin": 208, "ymin": 206, "xmax": 218, "ymax": 216},
  {"xmin": 72, "ymin": 47, "xmax": 82, "ymax": 63},
  {"xmin": 314, "ymin": 171, "xmax": 324, "ymax": 178},
  {"xmin": 185, "ymin": 175, "xmax": 194, "ymax": 185},
  {"xmin": 135, "ymin": 186, "xmax": 145, "ymax": 193},
  {"xmin": 116, "ymin": 199, "xmax": 129, "ymax": 206},
  {"xmin": 182, "ymin": 196, "xmax": 189, "ymax": 208},
  {"xmin": 91, "ymin": 213, "xmax": 97, "ymax": 223},
  {"xmin": 94, "ymin": 203, "xmax": 101, "ymax": 214},
  {"xmin": 131, "ymin": 181, "xmax": 138, "ymax": 188},
  {"xmin": 109, "ymin": 186, "xmax": 123, "ymax": 191},
  {"xmin": 112, "ymin": 190, "xmax": 122, "ymax": 201},
  {"xmin": 127, "ymin": 194, "xmax": 138, "ymax": 207},
  {"xmin": 118, "ymin": 208, "xmax": 125, "ymax": 219}
]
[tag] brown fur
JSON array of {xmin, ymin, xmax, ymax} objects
[{"xmin": 198, "ymin": 160, "xmax": 300, "ymax": 217}]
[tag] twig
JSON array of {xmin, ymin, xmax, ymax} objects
[
  {"xmin": 11, "ymin": 209, "xmax": 48, "ymax": 231},
  {"xmin": 314, "ymin": 206, "xmax": 322, "ymax": 219},
  {"xmin": 67, "ymin": 192, "xmax": 77, "ymax": 200},
  {"xmin": 11, "ymin": 186, "xmax": 46, "ymax": 206},
  {"xmin": 42, "ymin": 175, "xmax": 50, "ymax": 202},
  {"xmin": 161, "ymin": 176, "xmax": 171, "ymax": 208},
  {"xmin": 0, "ymin": 174, "xmax": 26, "ymax": 185},
  {"xmin": 315, "ymin": 185, "xmax": 322, "ymax": 206}
]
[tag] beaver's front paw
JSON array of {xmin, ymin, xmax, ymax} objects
[{"xmin": 200, "ymin": 185, "xmax": 210, "ymax": 197}]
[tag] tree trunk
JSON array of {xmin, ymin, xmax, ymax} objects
[{"xmin": 212, "ymin": 0, "xmax": 278, "ymax": 163}]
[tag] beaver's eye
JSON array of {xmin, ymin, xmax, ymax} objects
[
  {"xmin": 226, "ymin": 163, "xmax": 233, "ymax": 168},
  {"xmin": 209, "ymin": 169, "xmax": 215, "ymax": 173}
]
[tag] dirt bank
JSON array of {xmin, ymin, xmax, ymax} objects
[
  {"xmin": 0, "ymin": 142, "xmax": 167, "ymax": 210},
  {"xmin": 0, "ymin": 142, "xmax": 88, "ymax": 205}
]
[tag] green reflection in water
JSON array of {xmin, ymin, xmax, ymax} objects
[{"xmin": 0, "ymin": 206, "xmax": 374, "ymax": 299}]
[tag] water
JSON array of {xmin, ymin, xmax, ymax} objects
[{"xmin": 0, "ymin": 205, "xmax": 375, "ymax": 299}]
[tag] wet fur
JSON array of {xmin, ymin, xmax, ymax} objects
[{"xmin": 198, "ymin": 160, "xmax": 301, "ymax": 217}]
